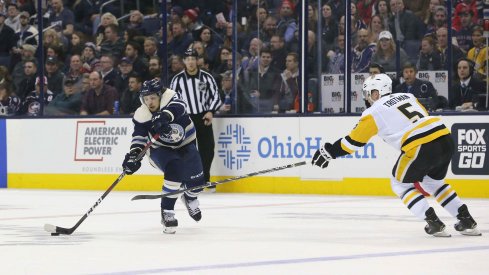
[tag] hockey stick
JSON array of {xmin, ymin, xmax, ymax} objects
[
  {"xmin": 44, "ymin": 134, "xmax": 160, "ymax": 236},
  {"xmin": 131, "ymin": 161, "xmax": 307, "ymax": 200}
]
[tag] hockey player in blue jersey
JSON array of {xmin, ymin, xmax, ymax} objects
[{"xmin": 122, "ymin": 78, "xmax": 204, "ymax": 234}]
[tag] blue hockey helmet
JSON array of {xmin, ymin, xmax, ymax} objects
[{"xmin": 140, "ymin": 78, "xmax": 163, "ymax": 98}]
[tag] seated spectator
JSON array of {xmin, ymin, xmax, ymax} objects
[
  {"xmin": 278, "ymin": 52, "xmax": 299, "ymax": 113},
  {"xmin": 217, "ymin": 70, "xmax": 235, "ymax": 115},
  {"xmin": 81, "ymin": 42, "xmax": 100, "ymax": 72},
  {"xmin": 450, "ymin": 59, "xmax": 486, "ymax": 111},
  {"xmin": 19, "ymin": 76, "xmax": 54, "ymax": 116},
  {"xmin": 99, "ymin": 54, "xmax": 117, "ymax": 87},
  {"xmin": 65, "ymin": 54, "xmax": 87, "ymax": 92},
  {"xmin": 326, "ymin": 34, "xmax": 345, "ymax": 74},
  {"xmin": 11, "ymin": 45, "xmax": 36, "ymax": 92},
  {"xmin": 371, "ymin": 30, "xmax": 408, "ymax": 73},
  {"xmin": 168, "ymin": 54, "xmax": 184, "ymax": 81},
  {"xmin": 98, "ymin": 23, "xmax": 125, "ymax": 59},
  {"xmin": 270, "ymin": 35, "xmax": 287, "ymax": 71},
  {"xmin": 16, "ymin": 59, "xmax": 37, "ymax": 100},
  {"xmin": 45, "ymin": 56, "xmax": 65, "ymax": 96},
  {"xmin": 44, "ymin": 78, "xmax": 82, "ymax": 115},
  {"xmin": 196, "ymin": 26, "xmax": 221, "ymax": 62},
  {"xmin": 73, "ymin": 0, "xmax": 99, "ymax": 35},
  {"xmin": 143, "ymin": 37, "xmax": 160, "ymax": 60},
  {"xmin": 276, "ymin": 0, "xmax": 297, "ymax": 43},
  {"xmin": 5, "ymin": 3, "xmax": 20, "ymax": 32},
  {"xmin": 454, "ymin": 4, "xmax": 475, "ymax": 52},
  {"xmin": 48, "ymin": 0, "xmax": 75, "ymax": 37},
  {"xmin": 367, "ymin": 15, "xmax": 385, "ymax": 44},
  {"xmin": 123, "ymin": 41, "xmax": 148, "ymax": 80},
  {"xmin": 114, "ymin": 57, "xmax": 134, "ymax": 96},
  {"xmin": 0, "ymin": 82, "xmax": 21, "ymax": 116},
  {"xmin": 14, "ymin": 11, "xmax": 38, "ymax": 47},
  {"xmin": 127, "ymin": 10, "xmax": 146, "ymax": 35},
  {"xmin": 416, "ymin": 36, "xmax": 442, "ymax": 71},
  {"xmin": 246, "ymin": 48, "xmax": 280, "ymax": 113},
  {"xmin": 467, "ymin": 26, "xmax": 487, "ymax": 81},
  {"xmin": 211, "ymin": 47, "xmax": 232, "ymax": 76},
  {"xmin": 148, "ymin": 56, "xmax": 162, "ymax": 79},
  {"xmin": 168, "ymin": 19, "xmax": 194, "ymax": 57},
  {"xmin": 80, "ymin": 71, "xmax": 118, "ymax": 115},
  {"xmin": 95, "ymin": 12, "xmax": 118, "ymax": 41},
  {"xmin": 0, "ymin": 12, "xmax": 16, "ymax": 67},
  {"xmin": 320, "ymin": 3, "xmax": 338, "ymax": 53},
  {"xmin": 69, "ymin": 31, "xmax": 88, "ymax": 56},
  {"xmin": 119, "ymin": 73, "xmax": 142, "ymax": 114},
  {"xmin": 394, "ymin": 63, "xmax": 438, "ymax": 110},
  {"xmin": 436, "ymin": 27, "xmax": 465, "ymax": 71},
  {"xmin": 352, "ymin": 29, "xmax": 375, "ymax": 73}
]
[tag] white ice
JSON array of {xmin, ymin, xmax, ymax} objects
[{"xmin": 1, "ymin": 189, "xmax": 488, "ymax": 275}]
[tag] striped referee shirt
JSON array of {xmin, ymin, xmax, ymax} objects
[{"xmin": 170, "ymin": 69, "xmax": 222, "ymax": 114}]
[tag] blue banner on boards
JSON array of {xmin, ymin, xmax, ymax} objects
[{"xmin": 0, "ymin": 119, "xmax": 6, "ymax": 188}]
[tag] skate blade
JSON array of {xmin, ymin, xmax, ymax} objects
[
  {"xmin": 433, "ymin": 230, "xmax": 451, "ymax": 237},
  {"xmin": 163, "ymin": 227, "xmax": 176, "ymax": 234},
  {"xmin": 459, "ymin": 228, "xmax": 482, "ymax": 236}
]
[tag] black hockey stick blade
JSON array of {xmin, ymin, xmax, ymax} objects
[
  {"xmin": 43, "ymin": 134, "xmax": 159, "ymax": 235},
  {"xmin": 131, "ymin": 161, "xmax": 307, "ymax": 201}
]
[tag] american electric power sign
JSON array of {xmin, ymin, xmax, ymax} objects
[{"xmin": 452, "ymin": 123, "xmax": 489, "ymax": 175}]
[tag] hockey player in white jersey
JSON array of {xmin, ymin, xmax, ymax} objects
[{"xmin": 312, "ymin": 74, "xmax": 481, "ymax": 237}]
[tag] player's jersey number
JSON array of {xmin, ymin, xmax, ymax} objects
[{"xmin": 398, "ymin": 103, "xmax": 425, "ymax": 123}]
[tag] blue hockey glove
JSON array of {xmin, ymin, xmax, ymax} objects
[
  {"xmin": 312, "ymin": 143, "xmax": 334, "ymax": 169},
  {"xmin": 122, "ymin": 148, "xmax": 142, "ymax": 175},
  {"xmin": 152, "ymin": 111, "xmax": 172, "ymax": 136}
]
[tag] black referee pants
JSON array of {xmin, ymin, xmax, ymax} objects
[{"xmin": 190, "ymin": 113, "xmax": 215, "ymax": 183}]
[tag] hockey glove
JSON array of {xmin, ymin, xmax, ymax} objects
[
  {"xmin": 312, "ymin": 143, "xmax": 334, "ymax": 169},
  {"xmin": 152, "ymin": 111, "xmax": 172, "ymax": 136},
  {"xmin": 122, "ymin": 148, "xmax": 142, "ymax": 175}
]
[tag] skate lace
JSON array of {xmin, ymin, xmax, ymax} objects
[
  {"xmin": 163, "ymin": 212, "xmax": 176, "ymax": 221},
  {"xmin": 186, "ymin": 198, "xmax": 200, "ymax": 215}
]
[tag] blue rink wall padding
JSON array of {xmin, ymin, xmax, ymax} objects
[{"xmin": 0, "ymin": 119, "xmax": 6, "ymax": 188}]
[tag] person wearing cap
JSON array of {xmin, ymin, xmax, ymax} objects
[
  {"xmin": 19, "ymin": 76, "xmax": 54, "ymax": 116},
  {"xmin": 114, "ymin": 57, "xmax": 134, "ymax": 96},
  {"xmin": 371, "ymin": 30, "xmax": 408, "ymax": 72},
  {"xmin": 81, "ymin": 42, "xmax": 100, "ymax": 72},
  {"xmin": 170, "ymin": 48, "xmax": 221, "ymax": 191},
  {"xmin": 44, "ymin": 78, "xmax": 82, "ymax": 115},
  {"xmin": 276, "ymin": 0, "xmax": 297, "ymax": 43},
  {"xmin": 0, "ymin": 10, "xmax": 16, "ymax": 67},
  {"xmin": 454, "ymin": 3, "xmax": 475, "ymax": 53},
  {"xmin": 45, "ymin": 56, "xmax": 64, "ymax": 96},
  {"xmin": 15, "ymin": 10, "xmax": 38, "ymax": 48}
]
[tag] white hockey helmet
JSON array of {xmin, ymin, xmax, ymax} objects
[{"xmin": 362, "ymin": 73, "xmax": 392, "ymax": 103}]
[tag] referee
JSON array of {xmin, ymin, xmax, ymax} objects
[{"xmin": 170, "ymin": 48, "xmax": 222, "ymax": 190}]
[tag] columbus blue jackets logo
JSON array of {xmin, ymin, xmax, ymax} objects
[
  {"xmin": 217, "ymin": 124, "xmax": 251, "ymax": 170},
  {"xmin": 160, "ymin": 124, "xmax": 185, "ymax": 143}
]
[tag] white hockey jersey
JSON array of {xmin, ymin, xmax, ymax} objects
[{"xmin": 335, "ymin": 93, "xmax": 450, "ymax": 155}]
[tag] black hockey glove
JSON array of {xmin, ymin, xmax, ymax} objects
[
  {"xmin": 152, "ymin": 111, "xmax": 172, "ymax": 136},
  {"xmin": 122, "ymin": 148, "xmax": 142, "ymax": 175},
  {"xmin": 312, "ymin": 143, "xmax": 335, "ymax": 169}
]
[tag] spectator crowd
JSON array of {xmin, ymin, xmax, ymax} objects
[{"xmin": 0, "ymin": 0, "xmax": 487, "ymax": 117}]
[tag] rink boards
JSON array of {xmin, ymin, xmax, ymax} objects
[{"xmin": 0, "ymin": 115, "xmax": 488, "ymax": 197}]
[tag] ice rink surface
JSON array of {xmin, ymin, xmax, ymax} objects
[{"xmin": 1, "ymin": 189, "xmax": 488, "ymax": 275}]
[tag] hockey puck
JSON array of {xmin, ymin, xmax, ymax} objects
[{"xmin": 51, "ymin": 233, "xmax": 60, "ymax": 236}]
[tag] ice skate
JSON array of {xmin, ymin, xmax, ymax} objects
[
  {"xmin": 161, "ymin": 209, "xmax": 178, "ymax": 234},
  {"xmin": 181, "ymin": 194, "xmax": 202, "ymax": 222},
  {"xmin": 424, "ymin": 207, "xmax": 451, "ymax": 237},
  {"xmin": 454, "ymin": 204, "xmax": 481, "ymax": 236}
]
